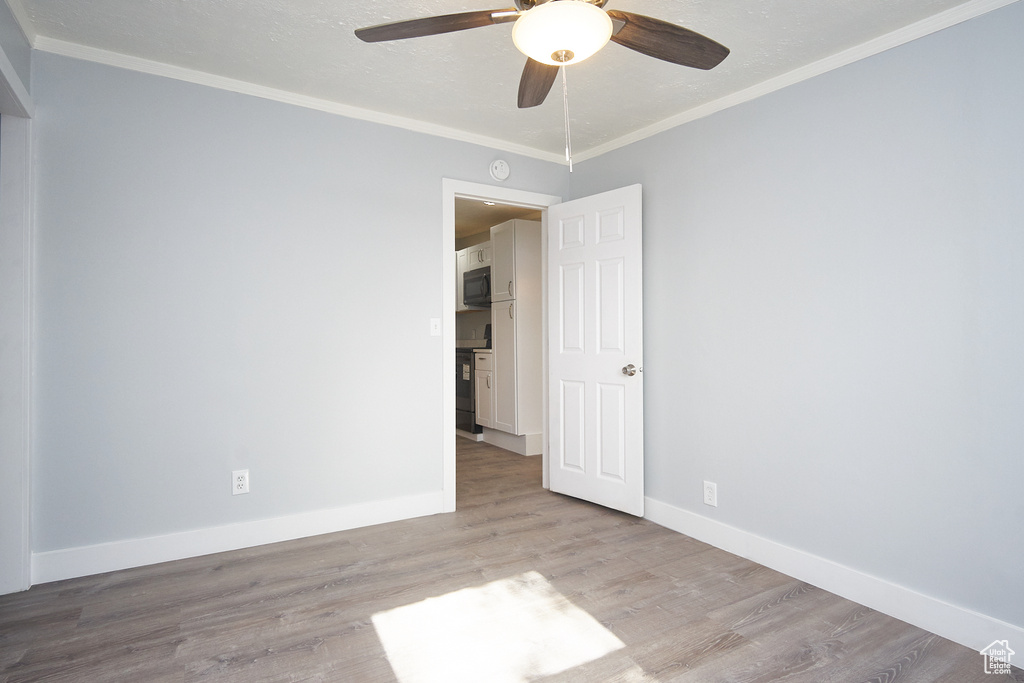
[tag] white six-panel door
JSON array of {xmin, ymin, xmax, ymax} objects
[{"xmin": 547, "ymin": 185, "xmax": 644, "ymax": 516}]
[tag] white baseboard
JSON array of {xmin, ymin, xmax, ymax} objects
[
  {"xmin": 32, "ymin": 491, "xmax": 445, "ymax": 585},
  {"xmin": 644, "ymin": 497, "xmax": 1024, "ymax": 653},
  {"xmin": 482, "ymin": 428, "xmax": 542, "ymax": 456}
]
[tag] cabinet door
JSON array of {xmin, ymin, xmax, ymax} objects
[
  {"xmin": 475, "ymin": 369, "xmax": 493, "ymax": 428},
  {"xmin": 492, "ymin": 299, "xmax": 518, "ymax": 434},
  {"xmin": 490, "ymin": 221, "xmax": 515, "ymax": 302},
  {"xmin": 468, "ymin": 241, "xmax": 492, "ymax": 268}
]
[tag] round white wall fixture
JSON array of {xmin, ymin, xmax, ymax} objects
[{"xmin": 489, "ymin": 160, "xmax": 510, "ymax": 181}]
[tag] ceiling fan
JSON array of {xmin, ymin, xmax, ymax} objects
[{"xmin": 355, "ymin": 0, "xmax": 730, "ymax": 109}]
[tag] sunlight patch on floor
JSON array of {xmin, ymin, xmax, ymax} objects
[
  {"xmin": 372, "ymin": 571, "xmax": 625, "ymax": 683},
  {"xmin": 616, "ymin": 664, "xmax": 660, "ymax": 681}
]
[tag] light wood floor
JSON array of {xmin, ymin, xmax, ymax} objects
[{"xmin": 1, "ymin": 439, "xmax": 1020, "ymax": 682}]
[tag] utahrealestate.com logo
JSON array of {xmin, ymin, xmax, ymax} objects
[{"xmin": 980, "ymin": 640, "xmax": 1015, "ymax": 675}]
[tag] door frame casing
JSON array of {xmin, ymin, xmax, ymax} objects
[{"xmin": 441, "ymin": 179, "xmax": 561, "ymax": 511}]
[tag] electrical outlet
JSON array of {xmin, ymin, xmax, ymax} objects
[
  {"xmin": 232, "ymin": 469, "xmax": 250, "ymax": 495},
  {"xmin": 703, "ymin": 480, "xmax": 718, "ymax": 507}
]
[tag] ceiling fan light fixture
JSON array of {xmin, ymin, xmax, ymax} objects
[{"xmin": 512, "ymin": 0, "xmax": 613, "ymax": 66}]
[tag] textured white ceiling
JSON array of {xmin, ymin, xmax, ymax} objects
[{"xmin": 9, "ymin": 0, "xmax": 1001, "ymax": 158}]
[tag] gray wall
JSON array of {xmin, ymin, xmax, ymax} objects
[
  {"xmin": 30, "ymin": 52, "xmax": 567, "ymax": 552},
  {"xmin": 0, "ymin": 1, "xmax": 34, "ymax": 595},
  {"xmin": 25, "ymin": 0, "xmax": 1023, "ymax": 635},
  {"xmin": 0, "ymin": 1, "xmax": 30, "ymax": 94},
  {"xmin": 571, "ymin": 2, "xmax": 1024, "ymax": 627}
]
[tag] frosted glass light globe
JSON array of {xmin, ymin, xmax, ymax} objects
[{"xmin": 512, "ymin": 1, "xmax": 613, "ymax": 66}]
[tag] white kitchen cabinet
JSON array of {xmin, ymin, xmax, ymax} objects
[
  {"xmin": 490, "ymin": 220, "xmax": 517, "ymax": 303},
  {"xmin": 492, "ymin": 300, "xmax": 517, "ymax": 433},
  {"xmin": 466, "ymin": 241, "xmax": 491, "ymax": 270},
  {"xmin": 489, "ymin": 220, "xmax": 541, "ymax": 437},
  {"xmin": 474, "ymin": 350, "xmax": 493, "ymax": 428}
]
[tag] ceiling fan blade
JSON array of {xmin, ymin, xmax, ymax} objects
[
  {"xmin": 355, "ymin": 9, "xmax": 518, "ymax": 43},
  {"xmin": 606, "ymin": 10, "xmax": 729, "ymax": 70},
  {"xmin": 518, "ymin": 58, "xmax": 559, "ymax": 108}
]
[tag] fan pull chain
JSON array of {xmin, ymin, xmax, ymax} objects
[{"xmin": 561, "ymin": 66, "xmax": 573, "ymax": 173}]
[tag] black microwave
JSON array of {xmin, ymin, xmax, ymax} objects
[{"xmin": 463, "ymin": 266, "xmax": 491, "ymax": 308}]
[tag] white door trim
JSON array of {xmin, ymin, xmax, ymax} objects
[{"xmin": 441, "ymin": 179, "xmax": 561, "ymax": 512}]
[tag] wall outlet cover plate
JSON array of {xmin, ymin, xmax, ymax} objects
[{"xmin": 703, "ymin": 481, "xmax": 718, "ymax": 507}]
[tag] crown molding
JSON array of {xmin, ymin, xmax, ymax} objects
[
  {"xmin": 31, "ymin": 35, "xmax": 566, "ymax": 165},
  {"xmin": 26, "ymin": 0, "xmax": 1021, "ymax": 166},
  {"xmin": 574, "ymin": 0, "xmax": 1022, "ymax": 163}
]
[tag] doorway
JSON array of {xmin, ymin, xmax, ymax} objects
[{"xmin": 442, "ymin": 179, "xmax": 562, "ymax": 512}]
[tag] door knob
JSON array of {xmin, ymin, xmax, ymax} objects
[{"xmin": 622, "ymin": 364, "xmax": 637, "ymax": 376}]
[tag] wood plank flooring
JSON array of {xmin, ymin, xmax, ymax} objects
[{"xmin": 1, "ymin": 439, "xmax": 1021, "ymax": 682}]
